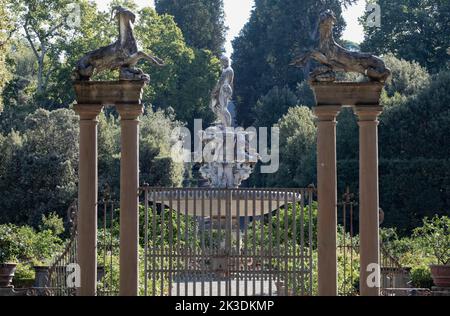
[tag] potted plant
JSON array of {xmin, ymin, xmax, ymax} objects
[
  {"xmin": 413, "ymin": 216, "xmax": 450, "ymax": 288},
  {"xmin": 0, "ymin": 225, "xmax": 19, "ymax": 288}
]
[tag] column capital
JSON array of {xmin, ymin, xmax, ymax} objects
[
  {"xmin": 74, "ymin": 104, "xmax": 103, "ymax": 120},
  {"xmin": 354, "ymin": 106, "xmax": 383, "ymax": 122},
  {"xmin": 313, "ymin": 106, "xmax": 342, "ymax": 122},
  {"xmin": 116, "ymin": 104, "xmax": 144, "ymax": 120}
]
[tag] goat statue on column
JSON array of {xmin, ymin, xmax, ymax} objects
[
  {"xmin": 291, "ymin": 10, "xmax": 391, "ymax": 83},
  {"xmin": 73, "ymin": 6, "xmax": 164, "ymax": 82}
]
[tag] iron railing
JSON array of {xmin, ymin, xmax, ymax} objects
[
  {"xmin": 42, "ymin": 200, "xmax": 78, "ymax": 296},
  {"xmin": 337, "ymin": 188, "xmax": 411, "ymax": 296},
  {"xmin": 140, "ymin": 187, "xmax": 316, "ymax": 296}
]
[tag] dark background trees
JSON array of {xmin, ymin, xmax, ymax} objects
[
  {"xmin": 0, "ymin": 0, "xmax": 13, "ymax": 111},
  {"xmin": 155, "ymin": 0, "xmax": 228, "ymax": 55},
  {"xmin": 361, "ymin": 0, "xmax": 450, "ymax": 73},
  {"xmin": 231, "ymin": 0, "xmax": 357, "ymax": 127},
  {"xmin": 0, "ymin": 0, "xmax": 448, "ymax": 234},
  {"xmin": 0, "ymin": 3, "xmax": 201, "ymax": 225}
]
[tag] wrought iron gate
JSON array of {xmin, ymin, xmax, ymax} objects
[
  {"xmin": 337, "ymin": 187, "xmax": 412, "ymax": 296},
  {"xmin": 141, "ymin": 187, "xmax": 316, "ymax": 296}
]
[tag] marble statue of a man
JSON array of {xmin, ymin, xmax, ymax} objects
[{"xmin": 211, "ymin": 55, "xmax": 234, "ymax": 127}]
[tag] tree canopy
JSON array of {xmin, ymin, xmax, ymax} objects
[
  {"xmin": 155, "ymin": 0, "xmax": 227, "ymax": 55},
  {"xmin": 135, "ymin": 8, "xmax": 220, "ymax": 129},
  {"xmin": 0, "ymin": 0, "xmax": 13, "ymax": 111},
  {"xmin": 361, "ymin": 0, "xmax": 450, "ymax": 73},
  {"xmin": 231, "ymin": 0, "xmax": 356, "ymax": 126}
]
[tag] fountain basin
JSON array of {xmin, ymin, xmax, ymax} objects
[{"xmin": 146, "ymin": 189, "xmax": 303, "ymax": 217}]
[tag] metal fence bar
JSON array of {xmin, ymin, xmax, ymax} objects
[
  {"xmin": 268, "ymin": 190, "xmax": 273, "ymax": 296},
  {"xmin": 260, "ymin": 190, "xmax": 264, "ymax": 296},
  {"xmin": 276, "ymin": 191, "xmax": 281, "ymax": 294},
  {"xmin": 201, "ymin": 189, "xmax": 206, "ymax": 297},
  {"xmin": 138, "ymin": 187, "xmax": 315, "ymax": 298},
  {"xmin": 176, "ymin": 189, "xmax": 181, "ymax": 296},
  {"xmin": 244, "ymin": 189, "xmax": 249, "ymax": 296},
  {"xmin": 292, "ymin": 190, "xmax": 297, "ymax": 296},
  {"xmin": 235, "ymin": 189, "xmax": 241, "ymax": 296},
  {"xmin": 308, "ymin": 189, "xmax": 314, "ymax": 295},
  {"xmin": 144, "ymin": 188, "xmax": 149, "ymax": 296},
  {"xmin": 300, "ymin": 189, "xmax": 305, "ymax": 296},
  {"xmin": 152, "ymin": 188, "xmax": 157, "ymax": 296},
  {"xmin": 192, "ymin": 190, "xmax": 197, "ymax": 297},
  {"xmin": 284, "ymin": 189, "xmax": 289, "ymax": 296},
  {"xmin": 252, "ymin": 189, "xmax": 256, "ymax": 295},
  {"xmin": 185, "ymin": 189, "xmax": 190, "ymax": 296}
]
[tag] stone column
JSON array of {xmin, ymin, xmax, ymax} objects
[
  {"xmin": 355, "ymin": 106, "xmax": 383, "ymax": 296},
  {"xmin": 117, "ymin": 104, "xmax": 143, "ymax": 296},
  {"xmin": 313, "ymin": 106, "xmax": 341, "ymax": 296},
  {"xmin": 74, "ymin": 104, "xmax": 103, "ymax": 296}
]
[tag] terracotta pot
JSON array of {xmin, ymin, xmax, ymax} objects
[
  {"xmin": 0, "ymin": 263, "xmax": 17, "ymax": 288},
  {"xmin": 430, "ymin": 265, "xmax": 450, "ymax": 288}
]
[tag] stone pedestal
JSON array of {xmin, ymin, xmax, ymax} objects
[
  {"xmin": 313, "ymin": 106, "xmax": 340, "ymax": 296},
  {"xmin": 73, "ymin": 80, "xmax": 146, "ymax": 296},
  {"xmin": 74, "ymin": 104, "xmax": 103, "ymax": 296},
  {"xmin": 117, "ymin": 104, "xmax": 143, "ymax": 296}
]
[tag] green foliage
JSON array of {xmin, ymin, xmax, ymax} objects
[
  {"xmin": 14, "ymin": 262, "xmax": 36, "ymax": 281},
  {"xmin": 146, "ymin": 157, "xmax": 184, "ymax": 188},
  {"xmin": 410, "ymin": 266, "xmax": 434, "ymax": 289},
  {"xmin": 155, "ymin": 0, "xmax": 227, "ymax": 55},
  {"xmin": 336, "ymin": 108, "xmax": 359, "ymax": 161},
  {"xmin": 383, "ymin": 53, "xmax": 430, "ymax": 98},
  {"xmin": 254, "ymin": 86, "xmax": 298, "ymax": 128},
  {"xmin": 337, "ymin": 229, "xmax": 360, "ymax": 296},
  {"xmin": 248, "ymin": 202, "xmax": 318, "ymax": 250},
  {"xmin": 96, "ymin": 108, "xmax": 186, "ymax": 197},
  {"xmin": 244, "ymin": 201, "xmax": 318, "ymax": 295},
  {"xmin": 135, "ymin": 8, "xmax": 220, "ymax": 128},
  {"xmin": 0, "ymin": 78, "xmax": 38, "ymax": 133},
  {"xmin": 381, "ymin": 70, "xmax": 450, "ymax": 160},
  {"xmin": 361, "ymin": 0, "xmax": 450, "ymax": 73},
  {"xmin": 0, "ymin": 223, "xmax": 63, "ymax": 264},
  {"xmin": 258, "ymin": 106, "xmax": 316, "ymax": 188},
  {"xmin": 97, "ymin": 204, "xmax": 200, "ymax": 294},
  {"xmin": 97, "ymin": 112, "xmax": 120, "ymax": 192},
  {"xmin": 0, "ymin": 108, "xmax": 79, "ymax": 226},
  {"xmin": 140, "ymin": 109, "xmax": 185, "ymax": 187},
  {"xmin": 44, "ymin": 1, "xmax": 115, "ymax": 108},
  {"xmin": 0, "ymin": 0, "xmax": 13, "ymax": 111},
  {"xmin": 9, "ymin": 0, "xmax": 86, "ymax": 98},
  {"xmin": 336, "ymin": 69, "xmax": 449, "ymax": 234},
  {"xmin": 295, "ymin": 81, "xmax": 316, "ymax": 108},
  {"xmin": 39, "ymin": 212, "xmax": 65, "ymax": 236},
  {"xmin": 0, "ymin": 225, "xmax": 22, "ymax": 262},
  {"xmin": 232, "ymin": 0, "xmax": 355, "ymax": 126},
  {"xmin": 413, "ymin": 216, "xmax": 450, "ymax": 265}
]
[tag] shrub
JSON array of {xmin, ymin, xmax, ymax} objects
[
  {"xmin": 413, "ymin": 216, "xmax": 450, "ymax": 265},
  {"xmin": 0, "ymin": 222, "xmax": 63, "ymax": 269},
  {"xmin": 39, "ymin": 212, "xmax": 65, "ymax": 236},
  {"xmin": 410, "ymin": 266, "xmax": 434, "ymax": 289},
  {"xmin": 0, "ymin": 225, "xmax": 22, "ymax": 263}
]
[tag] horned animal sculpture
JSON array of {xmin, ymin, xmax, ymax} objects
[
  {"xmin": 73, "ymin": 6, "xmax": 164, "ymax": 82},
  {"xmin": 292, "ymin": 10, "xmax": 391, "ymax": 83}
]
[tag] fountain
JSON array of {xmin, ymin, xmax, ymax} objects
[
  {"xmin": 148, "ymin": 55, "xmax": 301, "ymax": 218},
  {"xmin": 198, "ymin": 55, "xmax": 258, "ymax": 189}
]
